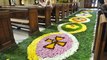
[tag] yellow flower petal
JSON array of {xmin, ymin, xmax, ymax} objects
[{"xmin": 66, "ymin": 25, "xmax": 79, "ymax": 29}]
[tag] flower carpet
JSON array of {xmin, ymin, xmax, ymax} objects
[
  {"xmin": 75, "ymin": 13, "xmax": 92, "ymax": 18},
  {"xmin": 58, "ymin": 23, "xmax": 87, "ymax": 34},
  {"xmin": 69, "ymin": 17, "xmax": 90, "ymax": 23},
  {"xmin": 28, "ymin": 32, "xmax": 79, "ymax": 60},
  {"xmin": 0, "ymin": 9, "xmax": 97, "ymax": 60}
]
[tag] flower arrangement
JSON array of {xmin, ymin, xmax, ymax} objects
[
  {"xmin": 27, "ymin": 32, "xmax": 79, "ymax": 60},
  {"xmin": 58, "ymin": 23, "xmax": 87, "ymax": 34},
  {"xmin": 75, "ymin": 13, "xmax": 92, "ymax": 18},
  {"xmin": 69, "ymin": 17, "xmax": 90, "ymax": 23}
]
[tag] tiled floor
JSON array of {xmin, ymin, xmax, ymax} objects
[{"xmin": 13, "ymin": 29, "xmax": 28, "ymax": 44}]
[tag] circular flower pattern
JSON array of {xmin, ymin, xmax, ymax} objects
[
  {"xmin": 58, "ymin": 23, "xmax": 87, "ymax": 34},
  {"xmin": 80, "ymin": 10, "xmax": 93, "ymax": 14},
  {"xmin": 75, "ymin": 13, "xmax": 92, "ymax": 18},
  {"xmin": 69, "ymin": 17, "xmax": 90, "ymax": 23},
  {"xmin": 27, "ymin": 32, "xmax": 79, "ymax": 60}
]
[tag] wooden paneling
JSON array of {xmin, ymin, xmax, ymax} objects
[
  {"xmin": 28, "ymin": 8, "xmax": 39, "ymax": 35},
  {"xmin": 0, "ymin": 11, "xmax": 15, "ymax": 51}
]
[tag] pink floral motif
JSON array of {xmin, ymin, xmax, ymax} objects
[{"xmin": 36, "ymin": 34, "xmax": 73, "ymax": 58}]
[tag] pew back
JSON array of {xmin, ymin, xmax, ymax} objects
[
  {"xmin": 0, "ymin": 11, "xmax": 16, "ymax": 51},
  {"xmin": 0, "ymin": 7, "xmax": 39, "ymax": 35},
  {"xmin": 94, "ymin": 14, "xmax": 107, "ymax": 60}
]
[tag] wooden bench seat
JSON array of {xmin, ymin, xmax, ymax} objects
[
  {"xmin": 11, "ymin": 23, "xmax": 29, "ymax": 29},
  {"xmin": 11, "ymin": 18, "xmax": 29, "ymax": 24},
  {"xmin": 38, "ymin": 16, "xmax": 45, "ymax": 18}
]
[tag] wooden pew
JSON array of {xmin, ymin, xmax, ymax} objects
[
  {"xmin": 4, "ymin": 5, "xmax": 52, "ymax": 27},
  {"xmin": 14, "ymin": 5, "xmax": 52, "ymax": 27},
  {"xmin": 94, "ymin": 14, "xmax": 107, "ymax": 60},
  {"xmin": 52, "ymin": 3, "xmax": 65, "ymax": 21},
  {"xmin": 12, "ymin": 5, "xmax": 52, "ymax": 27},
  {"xmin": 37, "ymin": 6, "xmax": 52, "ymax": 27},
  {"xmin": 56, "ymin": 3, "xmax": 65, "ymax": 19},
  {"xmin": 0, "ymin": 11, "xmax": 16, "ymax": 51},
  {"xmin": 72, "ymin": 2, "xmax": 75, "ymax": 13},
  {"xmin": 68, "ymin": 2, "xmax": 78, "ymax": 15},
  {"xmin": 75, "ymin": 2, "xmax": 78, "ymax": 12},
  {"xmin": 63, "ymin": 3, "xmax": 69, "ymax": 17},
  {"xmin": 51, "ymin": 3, "xmax": 78, "ymax": 23},
  {"xmin": 0, "ymin": 7, "xmax": 39, "ymax": 35},
  {"xmin": 68, "ymin": 3, "xmax": 73, "ymax": 14},
  {"xmin": 51, "ymin": 4, "xmax": 63, "ymax": 23},
  {"xmin": 84, "ymin": 0, "xmax": 93, "ymax": 8}
]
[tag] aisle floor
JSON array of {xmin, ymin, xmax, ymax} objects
[{"xmin": 13, "ymin": 27, "xmax": 45, "ymax": 44}]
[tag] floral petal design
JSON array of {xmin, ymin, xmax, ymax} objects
[
  {"xmin": 75, "ymin": 13, "xmax": 92, "ymax": 18},
  {"xmin": 69, "ymin": 17, "xmax": 90, "ymax": 23},
  {"xmin": 66, "ymin": 24, "xmax": 79, "ymax": 29},
  {"xmin": 45, "ymin": 38, "xmax": 53, "ymax": 42},
  {"xmin": 44, "ymin": 43, "xmax": 56, "ymax": 49},
  {"xmin": 27, "ymin": 32, "xmax": 79, "ymax": 60},
  {"xmin": 80, "ymin": 10, "xmax": 93, "ymax": 13},
  {"xmin": 55, "ymin": 36, "xmax": 65, "ymax": 41},
  {"xmin": 57, "ymin": 42, "xmax": 67, "ymax": 46},
  {"xmin": 44, "ymin": 36, "xmax": 66, "ymax": 49},
  {"xmin": 58, "ymin": 23, "xmax": 87, "ymax": 34}
]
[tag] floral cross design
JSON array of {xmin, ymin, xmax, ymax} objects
[{"xmin": 43, "ymin": 36, "xmax": 67, "ymax": 49}]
